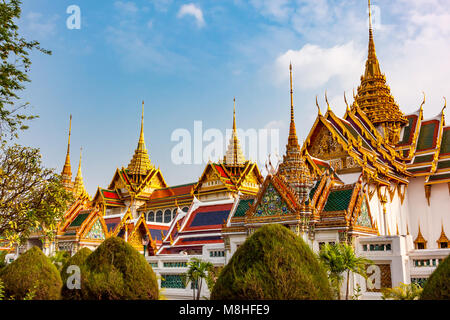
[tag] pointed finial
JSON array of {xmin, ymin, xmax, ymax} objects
[
  {"xmin": 344, "ymin": 91, "xmax": 350, "ymax": 112},
  {"xmin": 368, "ymin": 0, "xmax": 372, "ymax": 31},
  {"xmin": 443, "ymin": 96, "xmax": 447, "ymax": 112},
  {"xmin": 316, "ymin": 95, "xmax": 322, "ymax": 116},
  {"xmin": 233, "ymin": 97, "xmax": 237, "ymax": 131},
  {"xmin": 325, "ymin": 91, "xmax": 330, "ymax": 112},
  {"xmin": 420, "ymin": 91, "xmax": 425, "ymax": 111}
]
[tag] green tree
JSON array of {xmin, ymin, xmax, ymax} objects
[
  {"xmin": 381, "ymin": 282, "xmax": 423, "ymax": 300},
  {"xmin": 0, "ymin": 0, "xmax": 51, "ymax": 140},
  {"xmin": 0, "ymin": 144, "xmax": 73, "ymax": 244},
  {"xmin": 211, "ymin": 224, "xmax": 333, "ymax": 300},
  {"xmin": 0, "ymin": 246, "xmax": 62, "ymax": 300},
  {"xmin": 319, "ymin": 242, "xmax": 371, "ymax": 300},
  {"xmin": 185, "ymin": 258, "xmax": 214, "ymax": 300},
  {"xmin": 49, "ymin": 250, "xmax": 70, "ymax": 272},
  {"xmin": 420, "ymin": 255, "xmax": 450, "ymax": 300}
]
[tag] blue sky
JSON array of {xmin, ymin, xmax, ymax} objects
[{"xmin": 15, "ymin": 0, "xmax": 450, "ymax": 195}]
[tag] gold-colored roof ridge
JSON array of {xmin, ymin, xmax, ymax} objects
[{"xmin": 127, "ymin": 101, "xmax": 154, "ymax": 176}]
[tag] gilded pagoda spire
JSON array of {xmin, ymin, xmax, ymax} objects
[
  {"xmin": 351, "ymin": 0, "xmax": 407, "ymax": 145},
  {"xmin": 127, "ymin": 101, "xmax": 154, "ymax": 177},
  {"xmin": 61, "ymin": 114, "xmax": 73, "ymax": 190},
  {"xmin": 224, "ymin": 97, "xmax": 246, "ymax": 168},
  {"xmin": 288, "ymin": 62, "xmax": 300, "ymax": 149},
  {"xmin": 72, "ymin": 147, "xmax": 89, "ymax": 200},
  {"xmin": 278, "ymin": 64, "xmax": 314, "ymax": 201}
]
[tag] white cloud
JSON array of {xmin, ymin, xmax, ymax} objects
[
  {"xmin": 114, "ymin": 1, "xmax": 138, "ymax": 14},
  {"xmin": 25, "ymin": 12, "xmax": 58, "ymax": 39},
  {"xmin": 275, "ymin": 42, "xmax": 364, "ymax": 90},
  {"xmin": 250, "ymin": 0, "xmax": 291, "ymax": 20},
  {"xmin": 177, "ymin": 3, "xmax": 205, "ymax": 28}
]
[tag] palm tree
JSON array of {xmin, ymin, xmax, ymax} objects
[
  {"xmin": 319, "ymin": 242, "xmax": 372, "ymax": 300},
  {"xmin": 186, "ymin": 258, "xmax": 214, "ymax": 300},
  {"xmin": 319, "ymin": 243, "xmax": 346, "ymax": 299},
  {"xmin": 340, "ymin": 243, "xmax": 372, "ymax": 300}
]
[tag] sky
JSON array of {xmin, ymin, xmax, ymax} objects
[{"xmin": 13, "ymin": 0, "xmax": 450, "ymax": 195}]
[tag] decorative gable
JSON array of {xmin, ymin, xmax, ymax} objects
[
  {"xmin": 84, "ymin": 219, "xmax": 106, "ymax": 240},
  {"xmin": 356, "ymin": 199, "xmax": 372, "ymax": 228},
  {"xmin": 254, "ymin": 183, "xmax": 292, "ymax": 217},
  {"xmin": 309, "ymin": 124, "xmax": 347, "ymax": 161}
]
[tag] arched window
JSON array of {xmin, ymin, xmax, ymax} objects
[
  {"xmin": 156, "ymin": 210, "xmax": 163, "ymax": 223},
  {"xmin": 182, "ymin": 207, "xmax": 189, "ymax": 213},
  {"xmin": 147, "ymin": 211, "xmax": 155, "ymax": 222},
  {"xmin": 172, "ymin": 208, "xmax": 178, "ymax": 220},
  {"xmin": 164, "ymin": 209, "xmax": 172, "ymax": 223}
]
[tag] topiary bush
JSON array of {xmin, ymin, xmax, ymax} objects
[
  {"xmin": 211, "ymin": 224, "xmax": 333, "ymax": 300},
  {"xmin": 81, "ymin": 237, "xmax": 158, "ymax": 300},
  {"xmin": 0, "ymin": 246, "xmax": 62, "ymax": 300},
  {"xmin": 60, "ymin": 247, "xmax": 92, "ymax": 300},
  {"xmin": 421, "ymin": 255, "xmax": 450, "ymax": 300}
]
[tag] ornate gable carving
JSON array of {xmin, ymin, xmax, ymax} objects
[
  {"xmin": 253, "ymin": 183, "xmax": 293, "ymax": 217},
  {"xmin": 309, "ymin": 125, "xmax": 347, "ymax": 160}
]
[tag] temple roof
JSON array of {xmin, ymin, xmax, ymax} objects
[
  {"xmin": 127, "ymin": 101, "xmax": 154, "ymax": 177},
  {"xmin": 351, "ymin": 1, "xmax": 407, "ymax": 143},
  {"xmin": 224, "ymin": 98, "xmax": 246, "ymax": 167}
]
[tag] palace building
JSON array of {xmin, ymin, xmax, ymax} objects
[{"xmin": 4, "ymin": 0, "xmax": 449, "ymax": 300}]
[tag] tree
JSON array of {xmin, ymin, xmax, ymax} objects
[
  {"xmin": 0, "ymin": 246, "xmax": 62, "ymax": 300},
  {"xmin": 382, "ymin": 282, "xmax": 423, "ymax": 300},
  {"xmin": 185, "ymin": 258, "xmax": 214, "ymax": 300},
  {"xmin": 81, "ymin": 237, "xmax": 159, "ymax": 300},
  {"xmin": 319, "ymin": 242, "xmax": 371, "ymax": 300},
  {"xmin": 420, "ymin": 255, "xmax": 450, "ymax": 300},
  {"xmin": 0, "ymin": 144, "xmax": 73, "ymax": 244},
  {"xmin": 0, "ymin": 0, "xmax": 51, "ymax": 140},
  {"xmin": 211, "ymin": 224, "xmax": 333, "ymax": 300}
]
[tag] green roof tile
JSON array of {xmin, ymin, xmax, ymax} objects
[
  {"xmin": 417, "ymin": 122, "xmax": 437, "ymax": 151},
  {"xmin": 323, "ymin": 188, "xmax": 354, "ymax": 212},
  {"xmin": 233, "ymin": 199, "xmax": 253, "ymax": 217},
  {"xmin": 440, "ymin": 129, "xmax": 450, "ymax": 155},
  {"xmin": 69, "ymin": 212, "xmax": 90, "ymax": 228}
]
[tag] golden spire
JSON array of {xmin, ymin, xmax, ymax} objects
[
  {"xmin": 316, "ymin": 96, "xmax": 322, "ymax": 116},
  {"xmin": 61, "ymin": 114, "xmax": 73, "ymax": 189},
  {"xmin": 73, "ymin": 147, "xmax": 89, "ymax": 200},
  {"xmin": 224, "ymin": 97, "xmax": 246, "ymax": 167},
  {"xmin": 288, "ymin": 63, "xmax": 299, "ymax": 148},
  {"xmin": 127, "ymin": 101, "xmax": 154, "ymax": 177},
  {"xmin": 351, "ymin": 0, "xmax": 407, "ymax": 144}
]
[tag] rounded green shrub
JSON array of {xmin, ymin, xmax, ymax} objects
[
  {"xmin": 60, "ymin": 247, "xmax": 92, "ymax": 300},
  {"xmin": 0, "ymin": 246, "xmax": 62, "ymax": 300},
  {"xmin": 421, "ymin": 255, "xmax": 450, "ymax": 300},
  {"xmin": 81, "ymin": 237, "xmax": 158, "ymax": 300},
  {"xmin": 211, "ymin": 224, "xmax": 333, "ymax": 300}
]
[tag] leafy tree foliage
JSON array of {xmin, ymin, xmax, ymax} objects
[
  {"xmin": 421, "ymin": 255, "xmax": 450, "ymax": 300},
  {"xmin": 382, "ymin": 282, "xmax": 422, "ymax": 300},
  {"xmin": 60, "ymin": 247, "xmax": 91, "ymax": 300},
  {"xmin": 319, "ymin": 242, "xmax": 371, "ymax": 300},
  {"xmin": 0, "ymin": 144, "xmax": 73, "ymax": 244},
  {"xmin": 185, "ymin": 258, "xmax": 214, "ymax": 300},
  {"xmin": 81, "ymin": 237, "xmax": 159, "ymax": 300},
  {"xmin": 0, "ymin": 246, "xmax": 62, "ymax": 300},
  {"xmin": 211, "ymin": 224, "xmax": 333, "ymax": 300},
  {"xmin": 0, "ymin": 0, "xmax": 51, "ymax": 139}
]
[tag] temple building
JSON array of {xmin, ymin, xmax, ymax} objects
[{"xmin": 3, "ymin": 0, "xmax": 448, "ymax": 301}]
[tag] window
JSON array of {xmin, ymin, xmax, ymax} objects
[
  {"xmin": 160, "ymin": 274, "xmax": 186, "ymax": 289},
  {"xmin": 363, "ymin": 244, "xmax": 368, "ymax": 251},
  {"xmin": 172, "ymin": 208, "xmax": 178, "ymax": 220},
  {"xmin": 440, "ymin": 242, "xmax": 448, "ymax": 249},
  {"xmin": 156, "ymin": 210, "xmax": 163, "ymax": 223},
  {"xmin": 147, "ymin": 211, "xmax": 154, "ymax": 222},
  {"xmin": 417, "ymin": 243, "xmax": 425, "ymax": 250},
  {"xmin": 164, "ymin": 209, "xmax": 172, "ymax": 223},
  {"xmin": 210, "ymin": 250, "xmax": 225, "ymax": 257},
  {"xmin": 182, "ymin": 207, "xmax": 189, "ymax": 212}
]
